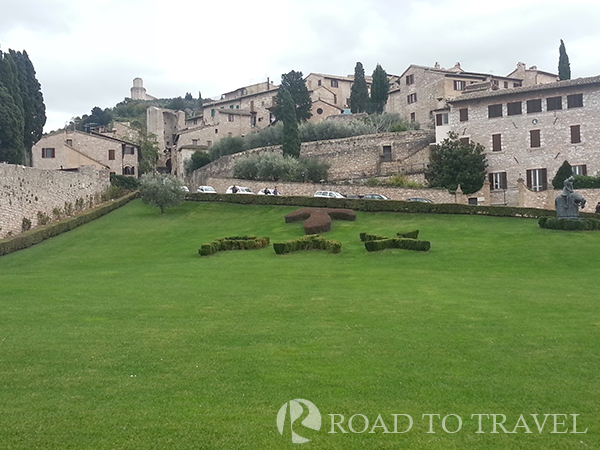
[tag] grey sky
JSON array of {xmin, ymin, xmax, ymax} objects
[{"xmin": 2, "ymin": 0, "xmax": 600, "ymax": 133}]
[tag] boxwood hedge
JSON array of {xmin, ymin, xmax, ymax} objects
[
  {"xmin": 273, "ymin": 234, "xmax": 342, "ymax": 254},
  {"xmin": 198, "ymin": 236, "xmax": 270, "ymax": 256}
]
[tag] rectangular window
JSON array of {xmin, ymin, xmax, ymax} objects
[
  {"xmin": 407, "ymin": 93, "xmax": 417, "ymax": 104},
  {"xmin": 207, "ymin": 140, "xmax": 212, "ymax": 147},
  {"xmin": 229, "ymin": 105, "xmax": 234, "ymax": 109},
  {"xmin": 492, "ymin": 134, "xmax": 502, "ymax": 152},
  {"xmin": 406, "ymin": 74, "xmax": 414, "ymax": 85},
  {"xmin": 567, "ymin": 93, "xmax": 583, "ymax": 108},
  {"xmin": 108, "ymin": 149, "xmax": 115, "ymax": 160},
  {"xmin": 228, "ymin": 114, "xmax": 234, "ymax": 122},
  {"xmin": 123, "ymin": 146, "xmax": 135, "ymax": 155},
  {"xmin": 459, "ymin": 137, "xmax": 470, "ymax": 146},
  {"xmin": 530, "ymin": 129, "xmax": 541, "ymax": 148},
  {"xmin": 66, "ymin": 139, "xmax": 73, "ymax": 146},
  {"xmin": 192, "ymin": 139, "xmax": 198, "ymax": 146},
  {"xmin": 504, "ymin": 81, "xmax": 509, "ymax": 88},
  {"xmin": 459, "ymin": 108, "xmax": 468, "ymax": 122},
  {"xmin": 215, "ymin": 129, "xmax": 218, "ymax": 134},
  {"xmin": 410, "ymin": 112, "xmax": 416, "ymax": 122},
  {"xmin": 570, "ymin": 125, "xmax": 581, "ymax": 144},
  {"xmin": 526, "ymin": 99, "xmax": 542, "ymax": 113},
  {"xmin": 382, "ymin": 145, "xmax": 392, "ymax": 162},
  {"xmin": 42, "ymin": 148, "xmax": 55, "ymax": 158},
  {"xmin": 547, "ymin": 96, "xmax": 562, "ymax": 111},
  {"xmin": 513, "ymin": 82, "xmax": 522, "ymax": 88},
  {"xmin": 507, "ymin": 102, "xmax": 522, "ymax": 116},
  {"xmin": 488, "ymin": 104, "xmax": 503, "ymax": 118},
  {"xmin": 572, "ymin": 164, "xmax": 587, "ymax": 176},
  {"xmin": 526, "ymin": 168, "xmax": 547, "ymax": 191},
  {"xmin": 330, "ymin": 79, "xmax": 338, "ymax": 88},
  {"xmin": 436, "ymin": 113, "xmax": 448, "ymax": 126},
  {"xmin": 489, "ymin": 172, "xmax": 507, "ymax": 190},
  {"xmin": 453, "ymin": 80, "xmax": 466, "ymax": 91},
  {"xmin": 318, "ymin": 79, "xmax": 322, "ymax": 86},
  {"xmin": 211, "ymin": 109, "xmax": 215, "ymax": 117},
  {"xmin": 492, "ymin": 80, "xmax": 499, "ymax": 87}
]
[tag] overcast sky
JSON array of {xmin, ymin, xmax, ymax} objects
[{"xmin": 2, "ymin": 0, "xmax": 600, "ymax": 133}]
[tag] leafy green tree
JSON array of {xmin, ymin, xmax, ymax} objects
[
  {"xmin": 135, "ymin": 132, "xmax": 161, "ymax": 175},
  {"xmin": 558, "ymin": 39, "xmax": 571, "ymax": 81},
  {"xmin": 77, "ymin": 106, "xmax": 112, "ymax": 131},
  {"xmin": 139, "ymin": 172, "xmax": 185, "ymax": 213},
  {"xmin": 272, "ymin": 70, "xmax": 312, "ymax": 122},
  {"xmin": 369, "ymin": 64, "xmax": 389, "ymax": 114},
  {"xmin": 425, "ymin": 132, "xmax": 488, "ymax": 194},
  {"xmin": 185, "ymin": 150, "xmax": 212, "ymax": 174},
  {"xmin": 350, "ymin": 62, "xmax": 369, "ymax": 113},
  {"xmin": 209, "ymin": 135, "xmax": 245, "ymax": 159},
  {"xmin": 281, "ymin": 89, "xmax": 301, "ymax": 158},
  {"xmin": 552, "ymin": 160, "xmax": 573, "ymax": 189}
]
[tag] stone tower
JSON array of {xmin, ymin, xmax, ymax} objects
[{"xmin": 130, "ymin": 78, "xmax": 156, "ymax": 100}]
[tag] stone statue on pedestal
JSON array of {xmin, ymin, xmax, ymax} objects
[{"xmin": 555, "ymin": 176, "xmax": 586, "ymax": 219}]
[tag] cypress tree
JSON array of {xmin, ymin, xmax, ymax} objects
[
  {"xmin": 281, "ymin": 89, "xmax": 300, "ymax": 158},
  {"xmin": 0, "ymin": 50, "xmax": 25, "ymax": 164},
  {"xmin": 350, "ymin": 62, "xmax": 369, "ymax": 113},
  {"xmin": 370, "ymin": 64, "xmax": 390, "ymax": 114},
  {"xmin": 552, "ymin": 160, "xmax": 573, "ymax": 189},
  {"xmin": 558, "ymin": 39, "xmax": 571, "ymax": 81},
  {"xmin": 272, "ymin": 70, "xmax": 312, "ymax": 122}
]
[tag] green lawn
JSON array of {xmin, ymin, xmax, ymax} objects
[{"xmin": 0, "ymin": 199, "xmax": 598, "ymax": 449}]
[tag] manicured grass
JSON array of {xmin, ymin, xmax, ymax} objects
[{"xmin": 0, "ymin": 199, "xmax": 599, "ymax": 449}]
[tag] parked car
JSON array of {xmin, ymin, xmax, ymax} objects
[
  {"xmin": 364, "ymin": 193, "xmax": 390, "ymax": 200},
  {"xmin": 196, "ymin": 186, "xmax": 217, "ymax": 193},
  {"xmin": 180, "ymin": 185, "xmax": 190, "ymax": 193},
  {"xmin": 407, "ymin": 197, "xmax": 433, "ymax": 203},
  {"xmin": 314, "ymin": 190, "xmax": 345, "ymax": 199},
  {"xmin": 226, "ymin": 186, "xmax": 254, "ymax": 194}
]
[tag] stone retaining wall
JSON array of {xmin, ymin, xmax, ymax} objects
[{"xmin": 0, "ymin": 164, "xmax": 110, "ymax": 238}]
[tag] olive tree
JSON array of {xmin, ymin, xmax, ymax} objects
[{"xmin": 139, "ymin": 172, "xmax": 186, "ymax": 213}]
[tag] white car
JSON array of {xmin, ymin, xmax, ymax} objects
[
  {"xmin": 196, "ymin": 186, "xmax": 217, "ymax": 193},
  {"xmin": 226, "ymin": 186, "xmax": 254, "ymax": 194},
  {"xmin": 314, "ymin": 190, "xmax": 345, "ymax": 199},
  {"xmin": 180, "ymin": 185, "xmax": 190, "ymax": 193}
]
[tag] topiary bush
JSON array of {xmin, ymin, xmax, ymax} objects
[
  {"xmin": 285, "ymin": 208, "xmax": 356, "ymax": 235},
  {"xmin": 198, "ymin": 236, "xmax": 270, "ymax": 256},
  {"xmin": 273, "ymin": 235, "xmax": 341, "ymax": 254},
  {"xmin": 538, "ymin": 216, "xmax": 600, "ymax": 231},
  {"xmin": 364, "ymin": 237, "xmax": 430, "ymax": 252}
]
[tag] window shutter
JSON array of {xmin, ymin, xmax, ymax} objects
[
  {"xmin": 541, "ymin": 169, "xmax": 548, "ymax": 191},
  {"xmin": 526, "ymin": 169, "xmax": 532, "ymax": 189},
  {"xmin": 488, "ymin": 173, "xmax": 494, "ymax": 184},
  {"xmin": 436, "ymin": 114, "xmax": 442, "ymax": 126},
  {"xmin": 501, "ymin": 172, "xmax": 507, "ymax": 189}
]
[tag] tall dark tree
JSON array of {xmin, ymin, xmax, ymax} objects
[
  {"xmin": 558, "ymin": 39, "xmax": 571, "ymax": 81},
  {"xmin": 0, "ymin": 83, "xmax": 24, "ymax": 164},
  {"xmin": 78, "ymin": 106, "xmax": 112, "ymax": 131},
  {"xmin": 272, "ymin": 70, "xmax": 312, "ymax": 122},
  {"xmin": 425, "ymin": 132, "xmax": 488, "ymax": 194},
  {"xmin": 10, "ymin": 50, "xmax": 45, "ymax": 164},
  {"xmin": 369, "ymin": 64, "xmax": 389, "ymax": 114},
  {"xmin": 0, "ymin": 51, "xmax": 25, "ymax": 164},
  {"xmin": 280, "ymin": 89, "xmax": 300, "ymax": 158},
  {"xmin": 552, "ymin": 160, "xmax": 573, "ymax": 189},
  {"xmin": 349, "ymin": 62, "xmax": 369, "ymax": 113}
]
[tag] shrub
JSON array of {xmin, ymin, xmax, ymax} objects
[
  {"xmin": 364, "ymin": 237, "xmax": 430, "ymax": 252},
  {"xmin": 574, "ymin": 175, "xmax": 600, "ymax": 189},
  {"xmin": 538, "ymin": 216, "xmax": 600, "ymax": 231},
  {"xmin": 398, "ymin": 230, "xmax": 420, "ymax": 239},
  {"xmin": 139, "ymin": 173, "xmax": 185, "ymax": 213},
  {"xmin": 21, "ymin": 218, "xmax": 32, "ymax": 232},
  {"xmin": 198, "ymin": 236, "xmax": 270, "ymax": 256},
  {"xmin": 273, "ymin": 235, "xmax": 341, "ymax": 254},
  {"xmin": 285, "ymin": 208, "xmax": 356, "ymax": 235},
  {"xmin": 37, "ymin": 211, "xmax": 51, "ymax": 226},
  {"xmin": 233, "ymin": 153, "xmax": 329, "ymax": 183},
  {"xmin": 110, "ymin": 173, "xmax": 140, "ymax": 189}
]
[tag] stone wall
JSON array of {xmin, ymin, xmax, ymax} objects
[
  {"xmin": 0, "ymin": 164, "xmax": 110, "ymax": 238},
  {"xmin": 188, "ymin": 130, "xmax": 435, "ymax": 187}
]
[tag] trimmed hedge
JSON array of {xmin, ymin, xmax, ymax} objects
[
  {"xmin": 273, "ymin": 234, "xmax": 342, "ymax": 254},
  {"xmin": 187, "ymin": 192, "xmax": 592, "ymax": 219},
  {"xmin": 360, "ymin": 230, "xmax": 419, "ymax": 241},
  {"xmin": 0, "ymin": 191, "xmax": 139, "ymax": 257},
  {"xmin": 538, "ymin": 216, "xmax": 600, "ymax": 231},
  {"xmin": 364, "ymin": 237, "xmax": 431, "ymax": 252},
  {"xmin": 198, "ymin": 236, "xmax": 270, "ymax": 256}
]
